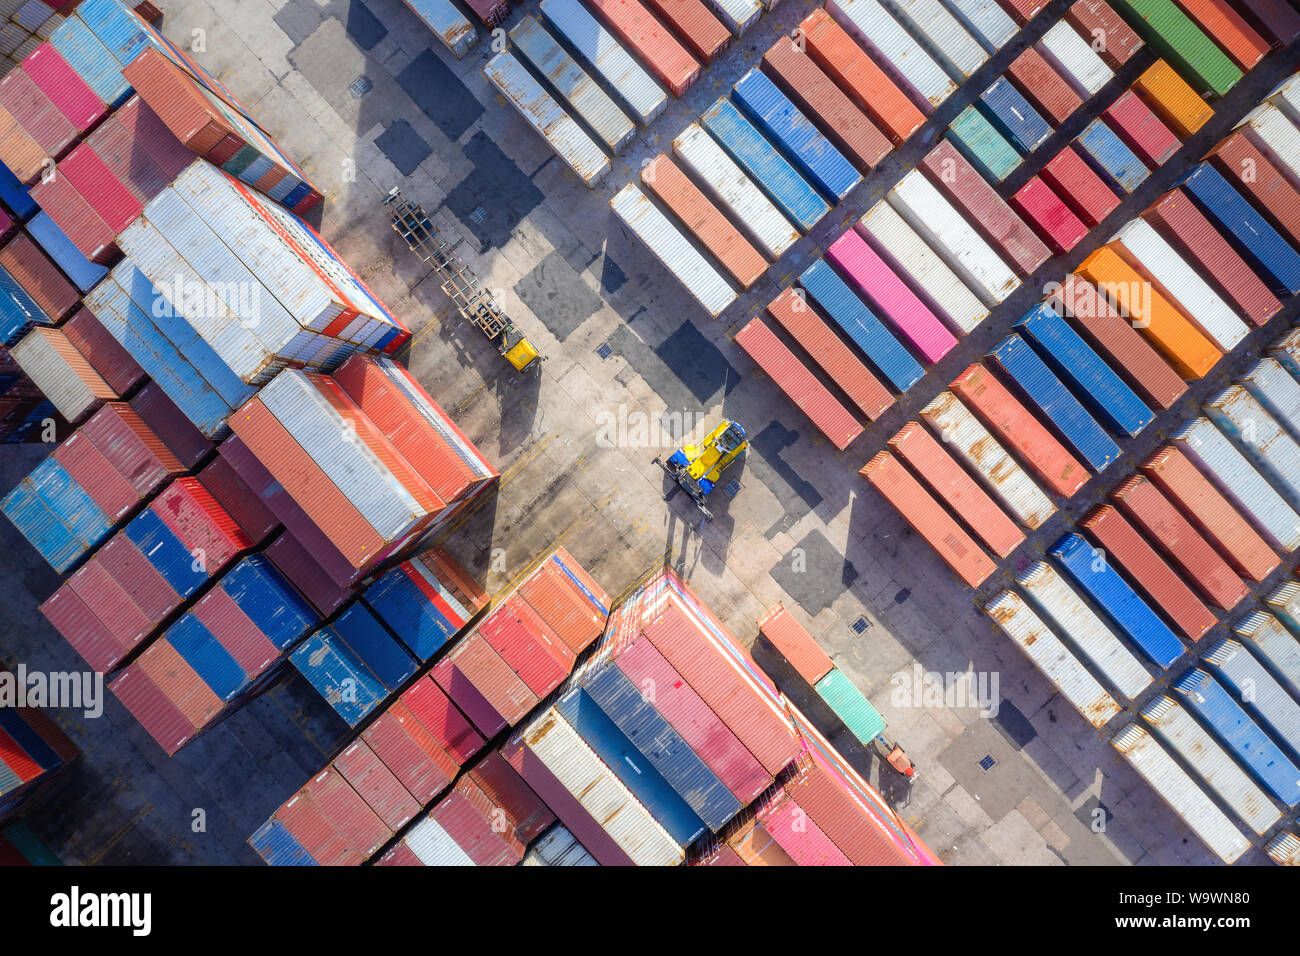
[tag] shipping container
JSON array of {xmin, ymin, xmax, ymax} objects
[
  {"xmin": 25, "ymin": 212, "xmax": 108, "ymax": 294},
  {"xmin": 706, "ymin": 0, "xmax": 762, "ymax": 35},
  {"xmin": 402, "ymin": 0, "xmax": 477, "ymax": 57},
  {"xmin": 1006, "ymin": 46, "xmax": 1082, "ymax": 125},
  {"xmin": 888, "ymin": 0, "xmax": 987, "ymax": 80},
  {"xmin": 1204, "ymin": 385, "xmax": 1300, "ymax": 512},
  {"xmin": 1075, "ymin": 119, "xmax": 1149, "ymax": 194},
  {"xmin": 985, "ymin": 591, "xmax": 1121, "ymax": 727},
  {"xmin": 1111, "ymin": 723, "xmax": 1251, "ymax": 864},
  {"xmin": 1104, "ymin": 91, "xmax": 1179, "ymax": 171},
  {"xmin": 1016, "ymin": 560, "xmax": 1152, "ymax": 699},
  {"xmin": 1235, "ymin": 104, "xmax": 1300, "ymax": 197},
  {"xmin": 947, "ymin": 105, "xmax": 1021, "ymax": 182},
  {"xmin": 1109, "ymin": 0, "xmax": 1241, "ymax": 96},
  {"xmin": 1177, "ymin": 0, "xmax": 1269, "ymax": 70},
  {"xmin": 521, "ymin": 824, "xmax": 598, "ymax": 866},
  {"xmin": 998, "ymin": 0, "xmax": 1044, "ymax": 24},
  {"xmin": 977, "ymin": 77, "xmax": 1052, "ymax": 154},
  {"xmin": 813, "ymin": 668, "xmax": 887, "ymax": 743},
  {"xmin": 642, "ymin": 0, "xmax": 728, "ymax": 63},
  {"xmin": 1066, "ymin": 0, "xmax": 1145, "ymax": 68},
  {"xmin": 1039, "ymin": 19, "xmax": 1114, "ymax": 96},
  {"xmin": 757, "ymin": 602, "xmax": 835, "ymax": 685},
  {"xmin": 825, "ymin": 0, "xmax": 957, "ymax": 112},
  {"xmin": 0, "ymin": 65, "xmax": 75, "ymax": 158},
  {"xmin": 1132, "ymin": 58, "xmax": 1212, "ymax": 137},
  {"xmin": 1241, "ymin": 1, "xmax": 1300, "ymax": 45},
  {"xmin": 10, "ymin": 326, "xmax": 115, "ymax": 423},
  {"xmin": 1235, "ymin": 610, "xmax": 1300, "ymax": 701},
  {"xmin": 1040, "ymin": 147, "xmax": 1119, "ymax": 230},
  {"xmin": 583, "ymin": 0, "xmax": 700, "ymax": 97},
  {"xmin": 946, "ymin": 0, "xmax": 1018, "ymax": 51},
  {"xmin": 1240, "ymin": 357, "xmax": 1300, "ymax": 447},
  {"xmin": 918, "ymin": 390, "xmax": 1056, "ymax": 529},
  {"xmin": 1208, "ymin": 131, "xmax": 1300, "ymax": 248},
  {"xmin": 1011, "ymin": 177, "xmax": 1089, "ymax": 253},
  {"xmin": 1265, "ymin": 830, "xmax": 1300, "ymax": 866},
  {"xmin": 1270, "ymin": 328, "xmax": 1300, "ymax": 380},
  {"xmin": 1204, "ymin": 638, "xmax": 1300, "ymax": 762}
]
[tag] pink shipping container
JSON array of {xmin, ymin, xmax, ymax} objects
[
  {"xmin": 110, "ymin": 665, "xmax": 195, "ymax": 756},
  {"xmin": 374, "ymin": 842, "xmax": 421, "ymax": 867},
  {"xmin": 482, "ymin": 596, "xmax": 574, "ymax": 696},
  {"xmin": 53, "ymin": 431, "xmax": 139, "ymax": 522},
  {"xmin": 150, "ymin": 477, "xmax": 251, "ymax": 572},
  {"xmin": 66, "ymin": 559, "xmax": 151, "ymax": 659},
  {"xmin": 112, "ymin": 96, "xmax": 196, "ymax": 182},
  {"xmin": 61, "ymin": 307, "xmax": 146, "ymax": 395},
  {"xmin": 1103, "ymin": 91, "xmax": 1180, "ymax": 168},
  {"xmin": 191, "ymin": 587, "xmax": 280, "ymax": 679},
  {"xmin": 361, "ymin": 706, "xmax": 455, "ymax": 805},
  {"xmin": 433, "ymin": 782, "xmax": 526, "ymax": 865},
  {"xmin": 95, "ymin": 534, "xmax": 180, "ymax": 626},
  {"xmin": 757, "ymin": 789, "xmax": 851, "ymax": 866},
  {"xmin": 400, "ymin": 676, "xmax": 484, "ymax": 766},
  {"xmin": 826, "ymin": 230, "xmax": 957, "ymax": 364},
  {"xmin": 58, "ymin": 143, "xmax": 143, "ymax": 234},
  {"xmin": 39, "ymin": 586, "xmax": 121, "ymax": 673},
  {"xmin": 585, "ymin": 0, "xmax": 700, "ymax": 97},
  {"xmin": 86, "ymin": 119, "xmax": 170, "ymax": 204},
  {"xmin": 466, "ymin": 750, "xmax": 555, "ymax": 846},
  {"xmin": 22, "ymin": 44, "xmax": 106, "ymax": 133},
  {"xmin": 1010, "ymin": 176, "xmax": 1089, "ymax": 253},
  {"xmin": 80, "ymin": 402, "xmax": 184, "ymax": 495},
  {"xmin": 1040, "ymin": 146, "xmax": 1121, "ymax": 227},
  {"xmin": 27, "ymin": 174, "xmax": 117, "ymax": 264},
  {"xmin": 332, "ymin": 740, "xmax": 421, "ymax": 831},
  {"xmin": 0, "ymin": 67, "xmax": 74, "ymax": 157}
]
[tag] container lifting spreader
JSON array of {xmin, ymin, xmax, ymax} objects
[
  {"xmin": 384, "ymin": 188, "xmax": 543, "ymax": 373},
  {"xmin": 653, "ymin": 419, "xmax": 747, "ymax": 520}
]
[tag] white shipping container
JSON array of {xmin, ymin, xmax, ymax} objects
[
  {"xmin": 1140, "ymin": 696, "xmax": 1281, "ymax": 836},
  {"xmin": 522, "ymin": 824, "xmax": 599, "ymax": 865},
  {"xmin": 1204, "ymin": 385, "xmax": 1300, "ymax": 510},
  {"xmin": 540, "ymin": 0, "xmax": 667, "ymax": 126},
  {"xmin": 1233, "ymin": 610, "xmax": 1300, "ymax": 701},
  {"xmin": 887, "ymin": 0, "xmax": 987, "ymax": 80},
  {"xmin": 509, "ymin": 16, "xmax": 636, "ymax": 154},
  {"xmin": 672, "ymin": 122, "xmax": 799, "ymax": 260},
  {"xmin": 1015, "ymin": 561, "xmax": 1152, "ymax": 701},
  {"xmin": 1111, "ymin": 219, "xmax": 1247, "ymax": 351},
  {"xmin": 402, "ymin": 0, "xmax": 478, "ymax": 59},
  {"xmin": 1240, "ymin": 357, "xmax": 1300, "ymax": 443},
  {"xmin": 1172, "ymin": 417, "xmax": 1300, "ymax": 553},
  {"xmin": 1266, "ymin": 830, "xmax": 1300, "ymax": 866},
  {"xmin": 1236, "ymin": 104, "xmax": 1300, "ymax": 188},
  {"xmin": 404, "ymin": 817, "xmax": 476, "ymax": 865},
  {"xmin": 524, "ymin": 711, "xmax": 684, "ymax": 866},
  {"xmin": 1268, "ymin": 328, "xmax": 1300, "ymax": 380},
  {"xmin": 610, "ymin": 184, "xmax": 736, "ymax": 318},
  {"xmin": 888, "ymin": 169, "xmax": 1019, "ymax": 306},
  {"xmin": 484, "ymin": 52, "xmax": 611, "ymax": 189},
  {"xmin": 9, "ymin": 330, "xmax": 108, "ymax": 423},
  {"xmin": 1111, "ymin": 723, "xmax": 1251, "ymax": 865},
  {"xmin": 707, "ymin": 0, "xmax": 763, "ymax": 34},
  {"xmin": 826, "ymin": 0, "xmax": 956, "ymax": 111},
  {"xmin": 942, "ymin": 0, "xmax": 1016, "ymax": 52},
  {"xmin": 857, "ymin": 200, "xmax": 988, "ymax": 334},
  {"xmin": 1265, "ymin": 73, "xmax": 1300, "ymax": 129},
  {"xmin": 985, "ymin": 591, "xmax": 1121, "ymax": 728},
  {"xmin": 918, "ymin": 391, "xmax": 1055, "ymax": 529},
  {"xmin": 1038, "ymin": 20, "xmax": 1112, "ymax": 96}
]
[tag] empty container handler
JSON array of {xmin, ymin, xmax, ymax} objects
[
  {"xmin": 888, "ymin": 0, "xmax": 988, "ymax": 80},
  {"xmin": 701, "ymin": 98, "xmax": 829, "ymax": 232},
  {"xmin": 977, "ymin": 78, "xmax": 1052, "ymax": 154},
  {"xmin": 1171, "ymin": 418, "xmax": 1300, "ymax": 553},
  {"xmin": 798, "ymin": 8, "xmax": 925, "ymax": 144},
  {"xmin": 947, "ymin": 106, "xmax": 1021, "ymax": 182},
  {"xmin": 857, "ymin": 201, "xmax": 989, "ymax": 335},
  {"xmin": 1016, "ymin": 560, "xmax": 1152, "ymax": 700},
  {"xmin": 1205, "ymin": 386, "xmax": 1300, "ymax": 509},
  {"xmin": 946, "ymin": 0, "xmax": 1018, "ymax": 51},
  {"xmin": 508, "ymin": 16, "xmax": 636, "ymax": 154},
  {"xmin": 766, "ymin": 287, "xmax": 894, "ymax": 421},
  {"xmin": 1241, "ymin": 358, "xmax": 1300, "ymax": 444},
  {"xmin": 860, "ymin": 452, "xmax": 997, "ymax": 588},
  {"xmin": 642, "ymin": 0, "xmax": 729, "ymax": 63},
  {"xmin": 760, "ymin": 39, "xmax": 891, "ymax": 172},
  {"xmin": 1075, "ymin": 247, "xmax": 1220, "ymax": 380},
  {"xmin": 540, "ymin": 0, "xmax": 667, "ymax": 126},
  {"xmin": 1015, "ymin": 302, "xmax": 1152, "ymax": 437},
  {"xmin": 1038, "ymin": 20, "xmax": 1113, "ymax": 97},
  {"xmin": 1010, "ymin": 177, "xmax": 1088, "ymax": 253},
  {"xmin": 610, "ymin": 184, "xmax": 735, "ymax": 319},
  {"xmin": 1111, "ymin": 723, "xmax": 1251, "ymax": 864},
  {"xmin": 827, "ymin": 230, "xmax": 957, "ymax": 364},
  {"xmin": 584, "ymin": 0, "xmax": 700, "ymax": 97},
  {"xmin": 1236, "ymin": 105, "xmax": 1300, "ymax": 194},
  {"xmin": 1173, "ymin": 667, "xmax": 1300, "ymax": 806},
  {"xmin": 673, "ymin": 123, "xmax": 799, "ymax": 261},
  {"xmin": 731, "ymin": 69, "xmax": 862, "ymax": 201},
  {"xmin": 798, "ymin": 259, "xmax": 925, "ymax": 393},
  {"xmin": 919, "ymin": 391, "xmax": 1056, "ymax": 529},
  {"xmin": 1141, "ymin": 695, "xmax": 1280, "ymax": 835},
  {"xmin": 1109, "ymin": 219, "xmax": 1248, "ymax": 352},
  {"xmin": 888, "ymin": 170, "xmax": 1021, "ymax": 306},
  {"xmin": 1208, "ymin": 132, "xmax": 1300, "ymax": 248},
  {"xmin": 1131, "ymin": 59, "xmax": 1213, "ymax": 137},
  {"xmin": 1236, "ymin": 610, "xmax": 1300, "ymax": 700},
  {"xmin": 402, "ymin": 0, "xmax": 478, "ymax": 58},
  {"xmin": 1110, "ymin": 476, "xmax": 1248, "ymax": 610},
  {"xmin": 1103, "ymin": 91, "xmax": 1179, "ymax": 169},
  {"xmin": 757, "ymin": 602, "xmax": 835, "ymax": 685},
  {"xmin": 1051, "ymin": 532, "xmax": 1184, "ymax": 667},
  {"xmin": 887, "ymin": 421, "xmax": 1024, "ymax": 557},
  {"xmin": 1204, "ymin": 638, "xmax": 1300, "ymax": 762},
  {"xmin": 814, "ymin": 668, "xmax": 887, "ymax": 743},
  {"xmin": 1109, "ymin": 0, "xmax": 1241, "ymax": 96},
  {"xmin": 1040, "ymin": 146, "xmax": 1121, "ymax": 228},
  {"xmin": 1178, "ymin": 0, "xmax": 1269, "ymax": 70},
  {"xmin": 642, "ymin": 155, "xmax": 765, "ymax": 289},
  {"xmin": 1075, "ymin": 120, "xmax": 1149, "ymax": 194},
  {"xmin": 1006, "ymin": 46, "xmax": 1082, "ymax": 125},
  {"xmin": 985, "ymin": 591, "xmax": 1121, "ymax": 728},
  {"xmin": 1081, "ymin": 504, "xmax": 1217, "ymax": 641},
  {"xmin": 919, "ymin": 140, "xmax": 1051, "ymax": 277},
  {"xmin": 1067, "ymin": 1, "xmax": 1145, "ymax": 69},
  {"xmin": 483, "ymin": 54, "xmax": 610, "ymax": 190},
  {"xmin": 1143, "ymin": 189, "xmax": 1281, "ymax": 327},
  {"xmin": 825, "ymin": 0, "xmax": 957, "ymax": 112},
  {"xmin": 708, "ymin": 0, "xmax": 762, "ymax": 35},
  {"xmin": 734, "ymin": 318, "xmax": 863, "ymax": 450}
]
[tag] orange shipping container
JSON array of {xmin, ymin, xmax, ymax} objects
[
  {"xmin": 1131, "ymin": 60, "xmax": 1213, "ymax": 138},
  {"xmin": 1076, "ymin": 247, "xmax": 1220, "ymax": 380},
  {"xmin": 757, "ymin": 603, "xmax": 835, "ymax": 685},
  {"xmin": 860, "ymin": 451, "xmax": 996, "ymax": 588},
  {"xmin": 642, "ymin": 0, "xmax": 729, "ymax": 64},
  {"xmin": 1175, "ymin": 0, "xmax": 1270, "ymax": 70},
  {"xmin": 0, "ymin": 106, "xmax": 48, "ymax": 184},
  {"xmin": 585, "ymin": 0, "xmax": 700, "ymax": 97}
]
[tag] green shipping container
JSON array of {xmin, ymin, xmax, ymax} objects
[
  {"xmin": 1110, "ymin": 0, "xmax": 1241, "ymax": 97},
  {"xmin": 814, "ymin": 668, "xmax": 887, "ymax": 744},
  {"xmin": 948, "ymin": 107, "xmax": 1021, "ymax": 182}
]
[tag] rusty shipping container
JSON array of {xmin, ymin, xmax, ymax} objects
[
  {"xmin": 1066, "ymin": 1, "xmax": 1144, "ymax": 69},
  {"xmin": 1104, "ymin": 91, "xmax": 1180, "ymax": 169},
  {"xmin": 643, "ymin": 0, "xmax": 729, "ymax": 63}
]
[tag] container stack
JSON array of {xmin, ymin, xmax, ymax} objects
[{"xmin": 0, "ymin": 688, "xmax": 78, "ymax": 821}]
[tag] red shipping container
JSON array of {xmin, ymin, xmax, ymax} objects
[
  {"xmin": 1207, "ymin": 131, "xmax": 1300, "ymax": 247},
  {"xmin": 400, "ymin": 675, "xmax": 483, "ymax": 766},
  {"xmin": 479, "ymin": 596, "xmax": 573, "ymax": 697},
  {"xmin": 361, "ymin": 706, "xmax": 455, "ymax": 805},
  {"xmin": 861, "ymin": 451, "xmax": 997, "ymax": 588},
  {"xmin": 432, "ymin": 784, "xmax": 524, "ymax": 865},
  {"xmin": 0, "ymin": 67, "xmax": 75, "ymax": 157},
  {"xmin": 1142, "ymin": 189, "xmax": 1282, "ymax": 326},
  {"xmin": 1010, "ymin": 176, "xmax": 1089, "ymax": 253},
  {"xmin": 0, "ymin": 728, "xmax": 42, "ymax": 783},
  {"xmin": 762, "ymin": 40, "xmax": 890, "ymax": 171},
  {"xmin": 758, "ymin": 788, "xmax": 851, "ymax": 866},
  {"xmin": 109, "ymin": 665, "xmax": 195, "ymax": 756},
  {"xmin": 432, "ymin": 655, "xmax": 508, "ymax": 739},
  {"xmin": 466, "ymin": 750, "xmax": 555, "ymax": 845},
  {"xmin": 21, "ymin": 44, "xmax": 106, "ymax": 133},
  {"xmin": 303, "ymin": 769, "xmax": 389, "ymax": 862},
  {"xmin": 920, "ymin": 140, "xmax": 1051, "ymax": 276},
  {"xmin": 463, "ymin": 0, "xmax": 508, "ymax": 27},
  {"xmin": 53, "ymin": 431, "xmax": 139, "ymax": 522},
  {"xmin": 998, "ymin": 0, "xmax": 1045, "ymax": 24},
  {"xmin": 1140, "ymin": 445, "xmax": 1281, "ymax": 582},
  {"xmin": 1110, "ymin": 474, "xmax": 1249, "ymax": 610},
  {"xmin": 40, "ymin": 584, "xmax": 122, "ymax": 674},
  {"xmin": 135, "ymin": 640, "xmax": 224, "ymax": 730},
  {"xmin": 195, "ymin": 455, "xmax": 278, "ymax": 545},
  {"xmin": 1103, "ymin": 91, "xmax": 1180, "ymax": 168},
  {"xmin": 61, "ymin": 307, "xmax": 146, "ymax": 395},
  {"xmin": 1066, "ymin": 1, "xmax": 1144, "ymax": 69},
  {"xmin": 585, "ymin": 0, "xmax": 700, "ymax": 96},
  {"xmin": 1175, "ymin": 0, "xmax": 1269, "ymax": 70},
  {"xmin": 130, "ymin": 382, "xmax": 213, "ymax": 469},
  {"xmin": 113, "ymin": 95, "xmax": 197, "ymax": 182},
  {"xmin": 1040, "ymin": 146, "xmax": 1121, "ymax": 227},
  {"xmin": 766, "ymin": 287, "xmax": 892, "ymax": 422},
  {"xmin": 0, "ymin": 233, "xmax": 79, "ymax": 320},
  {"xmin": 95, "ymin": 534, "xmax": 181, "ymax": 626},
  {"xmin": 275, "ymin": 788, "xmax": 347, "ymax": 865},
  {"xmin": 263, "ymin": 531, "xmax": 352, "ymax": 618},
  {"xmin": 332, "ymin": 740, "xmax": 420, "ymax": 831},
  {"xmin": 27, "ymin": 174, "xmax": 117, "ymax": 264},
  {"xmin": 784, "ymin": 753, "xmax": 914, "ymax": 866},
  {"xmin": 643, "ymin": 0, "xmax": 728, "ymax": 63},
  {"xmin": 735, "ymin": 318, "xmax": 863, "ymax": 451},
  {"xmin": 451, "ymin": 633, "xmax": 536, "ymax": 728},
  {"xmin": 1007, "ymin": 47, "xmax": 1081, "ymax": 124},
  {"xmin": 0, "ymin": 106, "xmax": 48, "ymax": 185},
  {"xmin": 374, "ymin": 842, "xmax": 422, "ymax": 866},
  {"xmin": 80, "ymin": 402, "xmax": 184, "ymax": 495},
  {"xmin": 1238, "ymin": 0, "xmax": 1300, "ymax": 45},
  {"xmin": 887, "ymin": 422, "xmax": 1025, "ymax": 558},
  {"xmin": 1080, "ymin": 504, "xmax": 1215, "ymax": 641},
  {"xmin": 86, "ymin": 119, "xmax": 170, "ymax": 204},
  {"xmin": 191, "ymin": 587, "xmax": 280, "ymax": 678},
  {"xmin": 949, "ymin": 363, "xmax": 1088, "ymax": 496},
  {"xmin": 1049, "ymin": 274, "xmax": 1188, "ymax": 410},
  {"xmin": 515, "ymin": 554, "xmax": 607, "ymax": 655},
  {"xmin": 756, "ymin": 602, "xmax": 835, "ymax": 686},
  {"xmin": 799, "ymin": 8, "xmax": 924, "ymax": 142},
  {"xmin": 150, "ymin": 477, "xmax": 251, "ymax": 571},
  {"xmin": 65, "ymin": 559, "xmax": 152, "ymax": 659},
  {"xmin": 58, "ymin": 143, "xmax": 143, "ymax": 234}
]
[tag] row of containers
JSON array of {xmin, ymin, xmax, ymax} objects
[
  {"xmin": 0, "ymin": 674, "xmax": 78, "ymax": 823},
  {"xmin": 250, "ymin": 559, "xmax": 940, "ymax": 866},
  {"xmin": 0, "ymin": 0, "xmax": 74, "ymax": 78}
]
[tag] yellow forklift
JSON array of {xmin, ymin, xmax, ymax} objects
[
  {"xmin": 384, "ymin": 189, "xmax": 542, "ymax": 373},
  {"xmin": 653, "ymin": 419, "xmax": 748, "ymax": 520}
]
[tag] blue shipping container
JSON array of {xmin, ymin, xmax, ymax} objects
[
  {"xmin": 1075, "ymin": 120, "xmax": 1148, "ymax": 194},
  {"xmin": 249, "ymin": 818, "xmax": 318, "ymax": 866},
  {"xmin": 701, "ymin": 97, "xmax": 829, "ymax": 233},
  {"xmin": 220, "ymin": 556, "xmax": 318, "ymax": 650},
  {"xmin": 167, "ymin": 613, "xmax": 249, "ymax": 702},
  {"xmin": 0, "ymin": 264, "xmax": 50, "ymax": 346},
  {"xmin": 0, "ymin": 162, "xmax": 37, "ymax": 220},
  {"xmin": 799, "ymin": 259, "xmax": 924, "ymax": 392},
  {"xmin": 125, "ymin": 508, "xmax": 210, "ymax": 598},
  {"xmin": 1173, "ymin": 667, "xmax": 1300, "ymax": 806},
  {"xmin": 78, "ymin": 0, "xmax": 154, "ymax": 68},
  {"xmin": 324, "ymin": 604, "xmax": 416, "ymax": 692},
  {"xmin": 50, "ymin": 16, "xmax": 133, "ymax": 106},
  {"xmin": 978, "ymin": 78, "xmax": 1052, "ymax": 154},
  {"xmin": 986, "ymin": 333, "xmax": 1120, "ymax": 472},
  {"xmin": 29, "ymin": 458, "xmax": 110, "ymax": 547},
  {"xmin": 1015, "ymin": 303, "xmax": 1152, "ymax": 437},
  {"xmin": 363, "ymin": 569, "xmax": 455, "ymax": 662},
  {"xmin": 1177, "ymin": 163, "xmax": 1300, "ymax": 296},
  {"xmin": 1203, "ymin": 640, "xmax": 1300, "ymax": 763},
  {"xmin": 289, "ymin": 632, "xmax": 387, "ymax": 727},
  {"xmin": 1, "ymin": 483, "xmax": 84, "ymax": 572},
  {"xmin": 26, "ymin": 213, "xmax": 109, "ymax": 294},
  {"xmin": 731, "ymin": 69, "xmax": 861, "ymax": 201},
  {"xmin": 582, "ymin": 662, "xmax": 741, "ymax": 831},
  {"xmin": 1051, "ymin": 532, "xmax": 1184, "ymax": 668},
  {"xmin": 0, "ymin": 710, "xmax": 62, "ymax": 772}
]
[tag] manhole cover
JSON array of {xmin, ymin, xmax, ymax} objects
[
  {"xmin": 978, "ymin": 754, "xmax": 997, "ymax": 772},
  {"xmin": 349, "ymin": 75, "xmax": 372, "ymax": 98},
  {"xmin": 894, "ymin": 588, "xmax": 911, "ymax": 604},
  {"xmin": 469, "ymin": 206, "xmax": 488, "ymax": 223},
  {"xmin": 595, "ymin": 342, "xmax": 613, "ymax": 360},
  {"xmin": 851, "ymin": 616, "xmax": 870, "ymax": 635},
  {"xmin": 723, "ymin": 479, "xmax": 740, "ymax": 498}
]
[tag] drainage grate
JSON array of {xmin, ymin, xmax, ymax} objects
[
  {"xmin": 349, "ymin": 75, "xmax": 372, "ymax": 98},
  {"xmin": 851, "ymin": 616, "xmax": 870, "ymax": 635},
  {"xmin": 469, "ymin": 206, "xmax": 487, "ymax": 223},
  {"xmin": 978, "ymin": 754, "xmax": 997, "ymax": 772},
  {"xmin": 723, "ymin": 479, "xmax": 740, "ymax": 498},
  {"xmin": 595, "ymin": 342, "xmax": 613, "ymax": 360}
]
